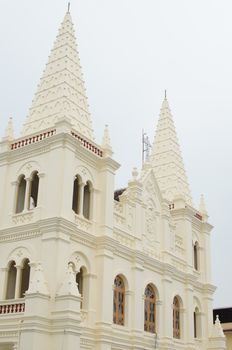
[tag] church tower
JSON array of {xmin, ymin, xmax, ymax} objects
[{"xmin": 0, "ymin": 8, "xmax": 226, "ymax": 350}]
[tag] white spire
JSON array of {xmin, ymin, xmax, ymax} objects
[
  {"xmin": 27, "ymin": 263, "xmax": 49, "ymax": 295},
  {"xmin": 151, "ymin": 95, "xmax": 192, "ymax": 205},
  {"xmin": 57, "ymin": 263, "xmax": 80, "ymax": 297},
  {"xmin": 22, "ymin": 10, "xmax": 94, "ymax": 140},
  {"xmin": 101, "ymin": 124, "xmax": 113, "ymax": 156},
  {"xmin": 5, "ymin": 116, "xmax": 14, "ymax": 140}
]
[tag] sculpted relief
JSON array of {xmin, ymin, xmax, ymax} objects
[{"xmin": 142, "ymin": 175, "xmax": 161, "ymax": 258}]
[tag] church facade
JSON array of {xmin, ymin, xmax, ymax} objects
[{"xmin": 0, "ymin": 9, "xmax": 226, "ymax": 350}]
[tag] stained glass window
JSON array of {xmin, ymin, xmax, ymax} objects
[
  {"xmin": 113, "ymin": 275, "xmax": 125, "ymax": 325},
  {"xmin": 144, "ymin": 284, "xmax": 156, "ymax": 333},
  {"xmin": 173, "ymin": 296, "xmax": 180, "ymax": 339}
]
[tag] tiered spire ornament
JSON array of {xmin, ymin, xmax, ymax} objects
[
  {"xmin": 211, "ymin": 315, "xmax": 225, "ymax": 338},
  {"xmin": 27, "ymin": 263, "xmax": 49, "ymax": 295},
  {"xmin": 22, "ymin": 10, "xmax": 94, "ymax": 140},
  {"xmin": 101, "ymin": 124, "xmax": 113, "ymax": 157},
  {"xmin": 57, "ymin": 263, "xmax": 80, "ymax": 297},
  {"xmin": 151, "ymin": 95, "xmax": 193, "ymax": 205}
]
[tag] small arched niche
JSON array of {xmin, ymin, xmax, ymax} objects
[
  {"xmin": 6, "ymin": 261, "xmax": 17, "ymax": 300},
  {"xmin": 16, "ymin": 175, "xmax": 26, "ymax": 213},
  {"xmin": 29, "ymin": 171, "xmax": 39, "ymax": 209},
  {"xmin": 20, "ymin": 258, "xmax": 31, "ymax": 298}
]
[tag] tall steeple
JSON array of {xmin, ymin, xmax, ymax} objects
[
  {"xmin": 22, "ymin": 10, "xmax": 94, "ymax": 140},
  {"xmin": 151, "ymin": 94, "xmax": 192, "ymax": 205}
]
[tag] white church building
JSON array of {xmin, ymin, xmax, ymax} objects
[{"xmin": 0, "ymin": 8, "xmax": 227, "ymax": 350}]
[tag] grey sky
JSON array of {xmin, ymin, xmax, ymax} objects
[{"xmin": 0, "ymin": 0, "xmax": 231, "ymax": 307}]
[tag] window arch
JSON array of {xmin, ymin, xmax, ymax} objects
[
  {"xmin": 72, "ymin": 175, "xmax": 81, "ymax": 214},
  {"xmin": 20, "ymin": 259, "xmax": 31, "ymax": 298},
  {"xmin": 173, "ymin": 296, "xmax": 181, "ymax": 339},
  {"xmin": 29, "ymin": 172, "xmax": 39, "ymax": 209},
  {"xmin": 144, "ymin": 284, "xmax": 156, "ymax": 333},
  {"xmin": 113, "ymin": 275, "xmax": 125, "ymax": 326},
  {"xmin": 6, "ymin": 261, "xmax": 17, "ymax": 299},
  {"xmin": 76, "ymin": 267, "xmax": 84, "ymax": 309},
  {"xmin": 16, "ymin": 175, "xmax": 26, "ymax": 213},
  {"xmin": 193, "ymin": 241, "xmax": 199, "ymax": 270},
  {"xmin": 83, "ymin": 181, "xmax": 91, "ymax": 219},
  {"xmin": 194, "ymin": 306, "xmax": 201, "ymax": 339}
]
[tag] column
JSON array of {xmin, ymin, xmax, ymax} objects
[
  {"xmin": 156, "ymin": 300, "xmax": 162, "ymax": 337},
  {"xmin": 0, "ymin": 267, "xmax": 8, "ymax": 299},
  {"xmin": 11, "ymin": 180, "xmax": 19, "ymax": 214},
  {"xmin": 37, "ymin": 173, "xmax": 45, "ymax": 208},
  {"xmin": 89, "ymin": 187, "xmax": 95, "ymax": 221},
  {"xmin": 78, "ymin": 182, "xmax": 85, "ymax": 216},
  {"xmin": 15, "ymin": 265, "xmax": 22, "ymax": 299},
  {"xmin": 82, "ymin": 272, "xmax": 96, "ymax": 327},
  {"xmin": 23, "ymin": 178, "xmax": 31, "ymax": 212},
  {"xmin": 161, "ymin": 275, "xmax": 172, "ymax": 340}
]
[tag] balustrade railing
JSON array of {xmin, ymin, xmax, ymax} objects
[
  {"xmin": 10, "ymin": 129, "xmax": 56, "ymax": 150},
  {"xmin": 0, "ymin": 302, "xmax": 25, "ymax": 314}
]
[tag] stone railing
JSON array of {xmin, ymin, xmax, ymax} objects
[
  {"xmin": 0, "ymin": 301, "xmax": 25, "ymax": 315},
  {"xmin": 10, "ymin": 129, "xmax": 56, "ymax": 150},
  {"xmin": 71, "ymin": 131, "xmax": 103, "ymax": 157}
]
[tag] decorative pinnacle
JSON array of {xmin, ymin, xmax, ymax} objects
[
  {"xmin": 101, "ymin": 124, "xmax": 113, "ymax": 156},
  {"xmin": 27, "ymin": 263, "xmax": 49, "ymax": 295},
  {"xmin": 57, "ymin": 263, "xmax": 80, "ymax": 297},
  {"xmin": 199, "ymin": 194, "xmax": 208, "ymax": 216},
  {"xmin": 68, "ymin": 2, "xmax": 71, "ymax": 13},
  {"xmin": 5, "ymin": 116, "xmax": 14, "ymax": 140},
  {"xmin": 132, "ymin": 167, "xmax": 139, "ymax": 181},
  {"xmin": 164, "ymin": 89, "xmax": 167, "ymax": 99}
]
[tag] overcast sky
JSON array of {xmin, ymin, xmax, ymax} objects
[{"xmin": 0, "ymin": 0, "xmax": 231, "ymax": 308}]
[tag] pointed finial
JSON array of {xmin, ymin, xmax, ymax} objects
[
  {"xmin": 212, "ymin": 315, "xmax": 225, "ymax": 337},
  {"xmin": 164, "ymin": 89, "xmax": 167, "ymax": 99},
  {"xmin": 199, "ymin": 194, "xmax": 208, "ymax": 215},
  {"xmin": 101, "ymin": 124, "xmax": 113, "ymax": 157},
  {"xmin": 57, "ymin": 263, "xmax": 80, "ymax": 297},
  {"xmin": 132, "ymin": 167, "xmax": 139, "ymax": 181},
  {"xmin": 68, "ymin": 2, "xmax": 71, "ymax": 13},
  {"xmin": 5, "ymin": 116, "xmax": 14, "ymax": 140},
  {"xmin": 27, "ymin": 263, "xmax": 49, "ymax": 295}
]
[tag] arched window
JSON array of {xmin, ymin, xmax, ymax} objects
[
  {"xmin": 6, "ymin": 261, "xmax": 17, "ymax": 299},
  {"xmin": 72, "ymin": 176, "xmax": 80, "ymax": 214},
  {"xmin": 144, "ymin": 284, "xmax": 156, "ymax": 333},
  {"xmin": 29, "ymin": 172, "xmax": 39, "ymax": 209},
  {"xmin": 194, "ymin": 306, "xmax": 201, "ymax": 339},
  {"xmin": 113, "ymin": 275, "xmax": 125, "ymax": 326},
  {"xmin": 173, "ymin": 296, "xmax": 181, "ymax": 339},
  {"xmin": 83, "ymin": 181, "xmax": 91, "ymax": 219},
  {"xmin": 16, "ymin": 175, "xmax": 26, "ymax": 213},
  {"xmin": 20, "ymin": 259, "xmax": 30, "ymax": 298},
  {"xmin": 193, "ymin": 242, "xmax": 199, "ymax": 270},
  {"xmin": 76, "ymin": 267, "xmax": 83, "ymax": 308}
]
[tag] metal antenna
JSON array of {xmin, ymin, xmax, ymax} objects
[
  {"xmin": 164, "ymin": 89, "xmax": 167, "ymax": 99},
  {"xmin": 68, "ymin": 2, "xmax": 71, "ymax": 12}
]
